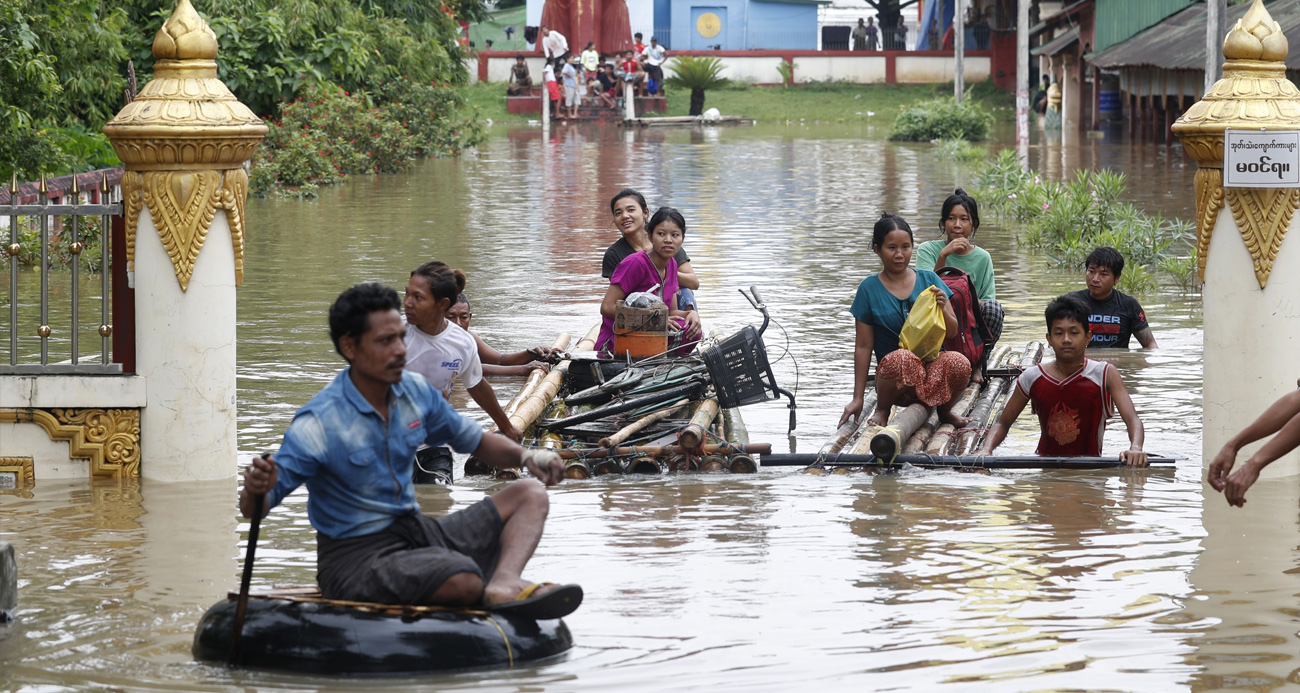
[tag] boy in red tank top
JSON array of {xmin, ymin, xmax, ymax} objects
[{"xmin": 977, "ymin": 294, "xmax": 1149, "ymax": 466}]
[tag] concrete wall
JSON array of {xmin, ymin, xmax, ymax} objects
[
  {"xmin": 896, "ymin": 54, "xmax": 990, "ymax": 83},
  {"xmin": 474, "ymin": 51, "xmax": 994, "ymax": 85},
  {"xmin": 0, "ymin": 375, "xmax": 146, "ymax": 480},
  {"xmin": 793, "ymin": 55, "xmax": 888, "ymax": 84}
]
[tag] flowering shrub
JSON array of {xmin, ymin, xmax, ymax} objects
[{"xmin": 251, "ymin": 80, "xmax": 483, "ymax": 197}]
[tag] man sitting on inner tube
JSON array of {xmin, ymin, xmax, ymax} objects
[{"xmin": 241, "ymin": 283, "xmax": 583, "ymax": 620}]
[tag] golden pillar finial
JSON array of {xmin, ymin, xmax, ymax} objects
[
  {"xmin": 102, "ymin": 0, "xmax": 265, "ymax": 291},
  {"xmin": 152, "ymin": 0, "xmax": 219, "ymax": 60},
  {"xmin": 1222, "ymin": 0, "xmax": 1287, "ymax": 62},
  {"xmin": 1172, "ymin": 0, "xmax": 1300, "ymax": 287}
]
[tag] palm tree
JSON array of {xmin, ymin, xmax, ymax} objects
[{"xmin": 665, "ymin": 56, "xmax": 729, "ymax": 116}]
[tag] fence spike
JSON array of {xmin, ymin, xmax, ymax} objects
[
  {"xmin": 8, "ymin": 172, "xmax": 15, "ymax": 194},
  {"xmin": 71, "ymin": 175, "xmax": 81, "ymax": 197},
  {"xmin": 38, "ymin": 174, "xmax": 47, "ymax": 195}
]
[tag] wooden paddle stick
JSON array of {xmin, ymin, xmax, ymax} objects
[{"xmin": 229, "ymin": 491, "xmax": 264, "ymax": 666}]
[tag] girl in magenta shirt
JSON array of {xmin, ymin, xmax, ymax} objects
[{"xmin": 596, "ymin": 207, "xmax": 703, "ymax": 353}]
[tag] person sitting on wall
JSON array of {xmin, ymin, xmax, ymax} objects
[
  {"xmin": 1068, "ymin": 247, "xmax": 1158, "ymax": 349},
  {"xmin": 633, "ymin": 31, "xmax": 647, "ymax": 57},
  {"xmin": 592, "ymin": 62, "xmax": 619, "ymax": 108},
  {"xmin": 240, "ymin": 282, "xmax": 582, "ymax": 618},
  {"xmin": 618, "ymin": 49, "xmax": 647, "ymax": 96},
  {"xmin": 446, "ymin": 294, "xmax": 556, "ymax": 377},
  {"xmin": 507, "ymin": 54, "xmax": 533, "ymax": 96},
  {"xmin": 976, "ymin": 294, "xmax": 1149, "ymax": 467},
  {"xmin": 1034, "ymin": 74, "xmax": 1051, "ymax": 113}
]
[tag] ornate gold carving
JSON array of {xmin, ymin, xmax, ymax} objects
[
  {"xmin": 103, "ymin": 1, "xmax": 261, "ymax": 290},
  {"xmin": 1223, "ymin": 0, "xmax": 1287, "ymax": 63},
  {"xmin": 1194, "ymin": 168, "xmax": 1226, "ymax": 283},
  {"xmin": 152, "ymin": 0, "xmax": 218, "ymax": 60},
  {"xmin": 1225, "ymin": 186, "xmax": 1300, "ymax": 288},
  {"xmin": 123, "ymin": 169, "xmax": 247, "ymax": 290},
  {"xmin": 0, "ymin": 457, "xmax": 35, "ymax": 495},
  {"xmin": 102, "ymin": 0, "xmax": 265, "ymax": 171},
  {"xmin": 142, "ymin": 170, "xmax": 220, "ymax": 291},
  {"xmin": 0, "ymin": 408, "xmax": 140, "ymax": 479},
  {"xmin": 1173, "ymin": 0, "xmax": 1300, "ymax": 288},
  {"xmin": 1172, "ymin": 0, "xmax": 1300, "ymax": 168},
  {"xmin": 220, "ymin": 168, "xmax": 248, "ymax": 285}
]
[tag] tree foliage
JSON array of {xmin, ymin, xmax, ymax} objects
[{"xmin": 2, "ymin": 0, "xmax": 481, "ymax": 179}]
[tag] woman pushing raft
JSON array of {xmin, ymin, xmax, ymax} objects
[
  {"xmin": 604, "ymin": 189, "xmax": 700, "ymax": 311},
  {"xmin": 915, "ymin": 188, "xmax": 1004, "ymax": 382},
  {"xmin": 404, "ymin": 262, "xmax": 522, "ymax": 482},
  {"xmin": 596, "ymin": 207, "xmax": 703, "ymax": 355},
  {"xmin": 840, "ymin": 213, "xmax": 972, "ymax": 428}
]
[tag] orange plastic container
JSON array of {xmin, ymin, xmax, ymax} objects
[
  {"xmin": 613, "ymin": 301, "xmax": 669, "ymax": 359},
  {"xmin": 612, "ymin": 330, "xmax": 669, "ymax": 359}
]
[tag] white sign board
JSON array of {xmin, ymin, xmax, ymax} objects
[{"xmin": 1225, "ymin": 130, "xmax": 1300, "ymax": 187}]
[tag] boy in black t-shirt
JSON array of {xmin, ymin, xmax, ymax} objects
[{"xmin": 1068, "ymin": 247, "xmax": 1158, "ymax": 349}]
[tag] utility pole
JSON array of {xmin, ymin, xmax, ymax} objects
[
  {"xmin": 1204, "ymin": 0, "xmax": 1226, "ymax": 93},
  {"xmin": 1017, "ymin": 0, "xmax": 1030, "ymax": 164},
  {"xmin": 954, "ymin": 0, "xmax": 966, "ymax": 103}
]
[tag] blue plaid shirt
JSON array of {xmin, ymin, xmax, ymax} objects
[{"xmin": 266, "ymin": 368, "xmax": 484, "ymax": 539}]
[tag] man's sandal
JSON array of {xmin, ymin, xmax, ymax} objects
[{"xmin": 486, "ymin": 583, "xmax": 583, "ymax": 620}]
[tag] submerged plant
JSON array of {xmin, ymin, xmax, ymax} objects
[
  {"xmin": 934, "ymin": 138, "xmax": 984, "ymax": 163},
  {"xmin": 974, "ymin": 149, "xmax": 1197, "ymax": 292},
  {"xmin": 888, "ymin": 97, "xmax": 992, "ymax": 142}
]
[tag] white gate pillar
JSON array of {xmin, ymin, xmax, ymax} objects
[{"xmin": 102, "ymin": 0, "xmax": 266, "ymax": 481}]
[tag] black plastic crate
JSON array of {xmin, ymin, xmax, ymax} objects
[{"xmin": 702, "ymin": 325, "xmax": 778, "ymax": 408}]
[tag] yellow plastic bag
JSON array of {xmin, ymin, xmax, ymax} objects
[{"xmin": 898, "ymin": 289, "xmax": 945, "ymax": 362}]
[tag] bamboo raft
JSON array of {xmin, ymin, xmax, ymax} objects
[
  {"xmin": 803, "ymin": 341, "xmax": 1051, "ymax": 475},
  {"xmin": 466, "ymin": 322, "xmax": 778, "ymax": 479}
]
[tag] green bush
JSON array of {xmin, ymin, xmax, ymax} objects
[
  {"xmin": 251, "ymin": 80, "xmax": 483, "ymax": 198},
  {"xmin": 10, "ymin": 214, "xmax": 104, "ymax": 272},
  {"xmin": 888, "ymin": 97, "xmax": 991, "ymax": 141}
]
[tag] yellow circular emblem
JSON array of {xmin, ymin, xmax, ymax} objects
[{"xmin": 697, "ymin": 13, "xmax": 722, "ymax": 39}]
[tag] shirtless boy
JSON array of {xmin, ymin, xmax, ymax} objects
[{"xmin": 976, "ymin": 294, "xmax": 1149, "ymax": 467}]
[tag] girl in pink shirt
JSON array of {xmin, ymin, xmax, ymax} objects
[{"xmin": 597, "ymin": 207, "xmax": 702, "ymax": 354}]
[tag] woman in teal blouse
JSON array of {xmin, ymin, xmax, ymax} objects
[{"xmin": 840, "ymin": 213, "xmax": 973, "ymax": 428}]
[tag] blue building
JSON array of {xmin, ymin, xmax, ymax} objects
[{"xmin": 653, "ymin": 0, "xmax": 827, "ymax": 51}]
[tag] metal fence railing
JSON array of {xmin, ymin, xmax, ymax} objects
[{"xmin": 1, "ymin": 175, "xmax": 122, "ymax": 374}]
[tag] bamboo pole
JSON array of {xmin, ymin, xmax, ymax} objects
[
  {"xmin": 724, "ymin": 407, "xmax": 750, "ymax": 446},
  {"xmin": 954, "ymin": 342, "xmax": 1040, "ymax": 455},
  {"xmin": 597, "ymin": 398, "xmax": 689, "ymax": 447},
  {"xmin": 474, "ymin": 326, "xmax": 597, "ymax": 477},
  {"xmin": 700, "ymin": 453, "xmax": 728, "ymax": 472},
  {"xmin": 728, "ymin": 453, "xmax": 757, "ymax": 474},
  {"xmin": 762, "ymin": 454, "xmax": 1177, "ymax": 468},
  {"xmin": 869, "ymin": 403, "xmax": 931, "ymax": 461},
  {"xmin": 902, "ymin": 411, "xmax": 939, "ymax": 453},
  {"xmin": 626, "ymin": 456, "xmax": 661, "ymax": 475},
  {"xmin": 923, "ymin": 345, "xmax": 1009, "ymax": 455},
  {"xmin": 502, "ymin": 333, "xmax": 571, "ymax": 417},
  {"xmin": 678, "ymin": 398, "xmax": 720, "ymax": 449}
]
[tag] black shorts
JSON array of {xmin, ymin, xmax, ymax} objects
[{"xmin": 316, "ymin": 499, "xmax": 504, "ymax": 605}]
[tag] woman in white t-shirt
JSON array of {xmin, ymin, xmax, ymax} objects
[{"xmin": 404, "ymin": 261, "xmax": 522, "ymax": 446}]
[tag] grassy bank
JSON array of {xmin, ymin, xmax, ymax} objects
[
  {"xmin": 462, "ymin": 80, "xmax": 1013, "ymax": 125},
  {"xmin": 467, "ymin": 5, "xmax": 528, "ymax": 52}
]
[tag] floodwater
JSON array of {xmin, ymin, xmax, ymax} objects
[{"xmin": 5, "ymin": 121, "xmax": 1299, "ymax": 692}]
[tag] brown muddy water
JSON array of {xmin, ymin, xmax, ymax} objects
[{"xmin": 4, "ymin": 122, "xmax": 1299, "ymax": 692}]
